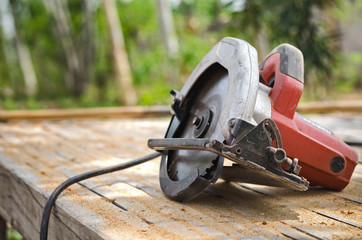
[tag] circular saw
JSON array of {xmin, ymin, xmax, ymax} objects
[{"xmin": 148, "ymin": 37, "xmax": 358, "ymax": 202}]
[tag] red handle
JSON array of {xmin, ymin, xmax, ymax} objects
[
  {"xmin": 259, "ymin": 44, "xmax": 304, "ymax": 119},
  {"xmin": 259, "ymin": 44, "xmax": 358, "ymax": 190}
]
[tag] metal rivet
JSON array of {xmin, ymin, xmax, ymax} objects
[{"xmin": 228, "ymin": 119, "xmax": 236, "ymax": 128}]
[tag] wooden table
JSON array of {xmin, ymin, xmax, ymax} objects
[{"xmin": 0, "ymin": 113, "xmax": 361, "ymax": 240}]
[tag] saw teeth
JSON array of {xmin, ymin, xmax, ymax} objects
[{"xmin": 201, "ymin": 158, "xmax": 219, "ymax": 179}]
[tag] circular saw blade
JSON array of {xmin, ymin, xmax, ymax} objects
[
  {"xmin": 160, "ymin": 65, "xmax": 228, "ymax": 201},
  {"xmin": 168, "ymin": 68, "xmax": 228, "ymax": 180}
]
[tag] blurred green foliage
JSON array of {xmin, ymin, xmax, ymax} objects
[
  {"xmin": 0, "ymin": 0, "xmax": 361, "ymax": 110},
  {"xmin": 7, "ymin": 226, "xmax": 22, "ymax": 240}
]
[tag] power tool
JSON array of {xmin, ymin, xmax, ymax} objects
[{"xmin": 148, "ymin": 37, "xmax": 358, "ymax": 201}]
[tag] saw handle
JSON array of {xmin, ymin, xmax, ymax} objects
[
  {"xmin": 259, "ymin": 44, "xmax": 304, "ymax": 119},
  {"xmin": 259, "ymin": 44, "xmax": 358, "ymax": 191}
]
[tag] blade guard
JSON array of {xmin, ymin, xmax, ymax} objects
[
  {"xmin": 160, "ymin": 38, "xmax": 259, "ymax": 201},
  {"xmin": 176, "ymin": 37, "xmax": 259, "ymax": 140}
]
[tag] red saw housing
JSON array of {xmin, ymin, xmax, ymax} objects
[{"xmin": 259, "ymin": 44, "xmax": 358, "ymax": 191}]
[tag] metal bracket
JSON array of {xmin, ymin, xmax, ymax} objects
[
  {"xmin": 170, "ymin": 89, "xmax": 186, "ymax": 121},
  {"xmin": 149, "ymin": 118, "xmax": 309, "ymax": 191}
]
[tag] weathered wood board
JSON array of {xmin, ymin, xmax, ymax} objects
[
  {"xmin": 0, "ymin": 113, "xmax": 361, "ymax": 240},
  {"xmin": 0, "ymin": 100, "xmax": 361, "ymax": 121}
]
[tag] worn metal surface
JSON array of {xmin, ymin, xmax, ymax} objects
[
  {"xmin": 0, "ymin": 114, "xmax": 361, "ymax": 239},
  {"xmin": 149, "ymin": 118, "xmax": 308, "ymax": 194}
]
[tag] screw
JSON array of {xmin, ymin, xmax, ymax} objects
[{"xmin": 228, "ymin": 119, "xmax": 236, "ymax": 128}]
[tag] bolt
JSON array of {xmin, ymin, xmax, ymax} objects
[{"xmin": 192, "ymin": 116, "xmax": 202, "ymax": 128}]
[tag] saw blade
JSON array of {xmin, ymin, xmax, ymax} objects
[{"xmin": 168, "ymin": 65, "xmax": 228, "ymax": 181}]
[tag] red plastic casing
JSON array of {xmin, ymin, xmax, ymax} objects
[{"xmin": 259, "ymin": 52, "xmax": 358, "ymax": 190}]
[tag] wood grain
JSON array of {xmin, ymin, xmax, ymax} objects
[
  {"xmin": 0, "ymin": 115, "xmax": 360, "ymax": 239},
  {"xmin": 0, "ymin": 105, "xmax": 170, "ymax": 121},
  {"xmin": 297, "ymin": 100, "xmax": 362, "ymax": 114}
]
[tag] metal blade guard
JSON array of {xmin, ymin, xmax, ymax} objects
[{"xmin": 148, "ymin": 37, "xmax": 309, "ymax": 202}]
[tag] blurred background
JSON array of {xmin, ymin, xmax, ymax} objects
[{"xmin": 0, "ymin": 0, "xmax": 361, "ymax": 110}]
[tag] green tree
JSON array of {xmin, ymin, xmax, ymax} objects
[{"xmin": 226, "ymin": 0, "xmax": 341, "ymax": 88}]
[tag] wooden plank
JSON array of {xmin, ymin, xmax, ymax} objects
[
  {"xmin": 273, "ymin": 224, "xmax": 317, "ymax": 240},
  {"xmin": 311, "ymin": 209, "xmax": 362, "ymax": 229},
  {"xmin": 306, "ymin": 113, "xmax": 362, "ymax": 145},
  {"xmin": 233, "ymin": 180, "xmax": 362, "ymax": 239},
  {"xmin": 0, "ymin": 105, "xmax": 170, "ymax": 121},
  {"xmin": 0, "ymin": 115, "xmax": 361, "ymax": 239},
  {"xmin": 0, "ymin": 100, "xmax": 361, "ymax": 121},
  {"xmin": 0, "ymin": 153, "xmax": 107, "ymax": 240},
  {"xmin": 297, "ymin": 100, "xmax": 362, "ymax": 114}
]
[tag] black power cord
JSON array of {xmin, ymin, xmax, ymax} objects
[{"xmin": 40, "ymin": 151, "xmax": 161, "ymax": 240}]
